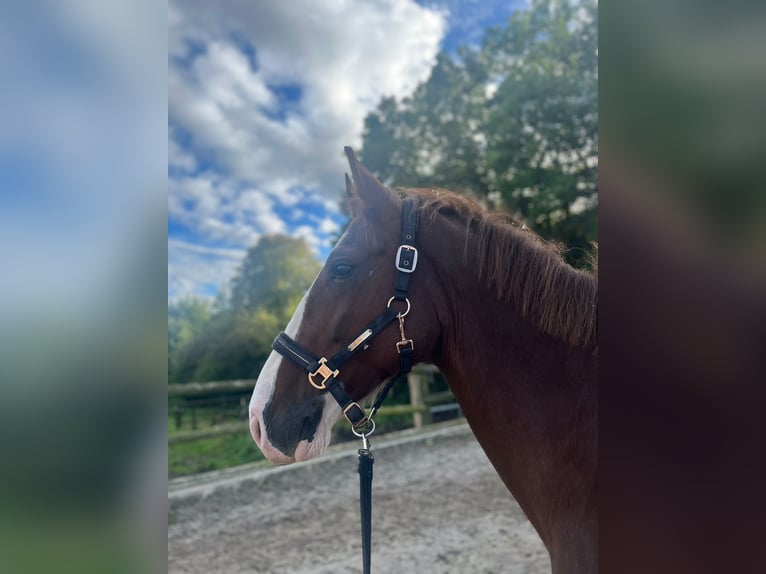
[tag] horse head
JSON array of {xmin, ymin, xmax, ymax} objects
[{"xmin": 249, "ymin": 147, "xmax": 440, "ymax": 464}]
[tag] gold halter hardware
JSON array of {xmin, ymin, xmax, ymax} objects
[
  {"xmin": 395, "ymin": 314, "xmax": 414, "ymax": 353},
  {"xmin": 307, "ymin": 358, "xmax": 339, "ymax": 390}
]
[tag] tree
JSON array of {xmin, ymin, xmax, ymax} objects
[
  {"xmin": 484, "ymin": 0, "xmax": 597, "ymax": 263},
  {"xmin": 169, "ymin": 307, "xmax": 282, "ymax": 382},
  {"xmin": 168, "ymin": 297, "xmax": 212, "ymax": 376},
  {"xmin": 229, "ymin": 235, "xmax": 321, "ymax": 323},
  {"xmin": 169, "ymin": 235, "xmax": 321, "ymax": 382},
  {"xmin": 360, "ymin": 0, "xmax": 597, "ymax": 268}
]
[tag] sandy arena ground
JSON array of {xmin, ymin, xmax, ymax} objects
[{"xmin": 169, "ymin": 421, "xmax": 550, "ymax": 574}]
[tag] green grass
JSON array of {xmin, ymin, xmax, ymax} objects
[
  {"xmin": 169, "ymin": 431, "xmax": 264, "ymax": 477},
  {"xmin": 168, "ymin": 405, "xmax": 262, "ymax": 478}
]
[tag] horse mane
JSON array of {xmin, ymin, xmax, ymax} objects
[{"xmin": 400, "ymin": 187, "xmax": 598, "ymax": 351}]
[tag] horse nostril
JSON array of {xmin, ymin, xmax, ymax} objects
[{"xmin": 250, "ymin": 412, "xmax": 262, "ymax": 444}]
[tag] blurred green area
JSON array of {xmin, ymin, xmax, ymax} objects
[
  {"xmin": 0, "ymin": 520, "xmax": 149, "ymax": 574},
  {"xmin": 0, "ymin": 282, "xmax": 166, "ymax": 574},
  {"xmin": 601, "ymin": 0, "xmax": 766, "ymax": 253}
]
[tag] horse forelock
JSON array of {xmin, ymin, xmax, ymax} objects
[{"xmin": 398, "ymin": 187, "xmax": 598, "ymax": 351}]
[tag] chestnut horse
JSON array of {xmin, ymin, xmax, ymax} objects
[{"xmin": 249, "ymin": 148, "xmax": 598, "ymax": 574}]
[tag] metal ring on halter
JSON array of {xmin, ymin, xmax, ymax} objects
[
  {"xmin": 386, "ymin": 296, "xmax": 410, "ymax": 317},
  {"xmin": 351, "ymin": 418, "xmax": 376, "ymax": 438}
]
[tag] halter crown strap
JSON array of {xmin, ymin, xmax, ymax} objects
[{"xmin": 393, "ymin": 198, "xmax": 420, "ymax": 300}]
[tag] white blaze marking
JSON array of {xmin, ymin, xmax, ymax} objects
[
  {"xmin": 249, "ymin": 277, "xmax": 344, "ymax": 462},
  {"xmin": 249, "ymin": 280, "xmax": 313, "ymax": 422}
]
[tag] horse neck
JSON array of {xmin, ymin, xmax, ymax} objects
[{"xmin": 421, "ymin": 214, "xmax": 597, "ymax": 570}]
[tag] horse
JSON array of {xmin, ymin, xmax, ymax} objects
[{"xmin": 249, "ymin": 147, "xmax": 598, "ymax": 574}]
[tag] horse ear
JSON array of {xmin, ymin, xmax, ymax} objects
[
  {"xmin": 345, "ymin": 172, "xmax": 363, "ymax": 219},
  {"xmin": 344, "ymin": 146, "xmax": 398, "ymax": 219}
]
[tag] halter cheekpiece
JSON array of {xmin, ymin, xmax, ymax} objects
[{"xmin": 271, "ymin": 197, "xmax": 420, "ymax": 430}]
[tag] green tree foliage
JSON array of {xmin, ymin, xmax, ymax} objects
[
  {"xmin": 168, "ymin": 297, "xmax": 212, "ymax": 374},
  {"xmin": 169, "ymin": 307, "xmax": 282, "ymax": 383},
  {"xmin": 360, "ymin": 0, "xmax": 597, "ymax": 267},
  {"xmin": 169, "ymin": 235, "xmax": 321, "ymax": 383},
  {"xmin": 229, "ymin": 235, "xmax": 320, "ymax": 323}
]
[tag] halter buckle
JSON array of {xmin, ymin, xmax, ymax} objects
[
  {"xmin": 307, "ymin": 358, "xmax": 339, "ymax": 390},
  {"xmin": 396, "ymin": 339, "xmax": 414, "ymax": 353},
  {"xmin": 395, "ymin": 245, "xmax": 418, "ymax": 273},
  {"xmin": 344, "ymin": 402, "xmax": 368, "ymax": 427}
]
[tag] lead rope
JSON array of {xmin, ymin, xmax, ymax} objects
[
  {"xmin": 354, "ymin": 423, "xmax": 375, "ymax": 574},
  {"xmin": 351, "ymin": 310, "xmax": 415, "ymax": 574}
]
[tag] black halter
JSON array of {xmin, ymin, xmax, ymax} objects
[{"xmin": 271, "ymin": 197, "xmax": 420, "ymax": 428}]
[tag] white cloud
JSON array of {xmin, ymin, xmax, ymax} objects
[
  {"xmin": 253, "ymin": 210, "xmax": 286, "ymax": 236},
  {"xmin": 168, "ymin": 240, "xmax": 243, "ymax": 301},
  {"xmin": 167, "ymin": 0, "xmax": 447, "ymax": 299},
  {"xmin": 318, "ymin": 217, "xmax": 340, "ymax": 235},
  {"xmin": 168, "ymin": 175, "xmax": 283, "ymax": 245},
  {"xmin": 192, "ymin": 42, "xmax": 275, "ymax": 111},
  {"xmin": 169, "ymin": 0, "xmax": 446, "ymax": 195},
  {"xmin": 168, "ymin": 238, "xmax": 245, "ymax": 260},
  {"xmin": 169, "ymin": 135, "xmax": 197, "ymax": 172}
]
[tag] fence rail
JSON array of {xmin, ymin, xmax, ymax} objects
[
  {"xmin": 168, "ymin": 364, "xmax": 456, "ymax": 443},
  {"xmin": 168, "ymin": 379, "xmax": 255, "ymax": 397}
]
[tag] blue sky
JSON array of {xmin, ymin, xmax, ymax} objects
[{"xmin": 168, "ymin": 0, "xmax": 525, "ymax": 301}]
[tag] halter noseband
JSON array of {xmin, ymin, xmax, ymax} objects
[{"xmin": 271, "ymin": 197, "xmax": 420, "ymax": 429}]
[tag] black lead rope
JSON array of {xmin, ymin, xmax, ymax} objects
[
  {"xmin": 354, "ymin": 352, "xmax": 414, "ymax": 574},
  {"xmin": 271, "ymin": 197, "xmax": 420, "ymax": 574},
  {"xmin": 358, "ymin": 443, "xmax": 374, "ymax": 574}
]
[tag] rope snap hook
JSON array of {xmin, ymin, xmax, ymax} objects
[{"xmin": 352, "ymin": 418, "xmax": 376, "ymax": 451}]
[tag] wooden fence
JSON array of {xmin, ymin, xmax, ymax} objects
[{"xmin": 168, "ymin": 364, "xmax": 458, "ymax": 444}]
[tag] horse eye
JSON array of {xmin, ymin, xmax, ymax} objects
[{"xmin": 333, "ymin": 263, "xmax": 355, "ymax": 278}]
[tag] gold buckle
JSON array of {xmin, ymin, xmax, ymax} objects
[
  {"xmin": 307, "ymin": 358, "xmax": 339, "ymax": 390},
  {"xmin": 396, "ymin": 339, "xmax": 414, "ymax": 353},
  {"xmin": 343, "ymin": 402, "xmax": 368, "ymax": 426}
]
